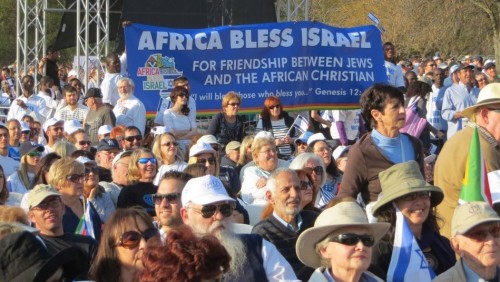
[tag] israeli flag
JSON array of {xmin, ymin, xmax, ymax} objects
[{"xmin": 387, "ymin": 205, "xmax": 435, "ymax": 282}]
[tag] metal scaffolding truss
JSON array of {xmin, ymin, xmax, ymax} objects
[
  {"xmin": 276, "ymin": 0, "xmax": 310, "ymax": 22},
  {"xmin": 17, "ymin": 0, "xmax": 309, "ymax": 91}
]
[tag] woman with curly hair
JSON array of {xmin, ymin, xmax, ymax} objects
[
  {"xmin": 90, "ymin": 208, "xmax": 159, "ymax": 282},
  {"xmin": 140, "ymin": 225, "xmax": 230, "ymax": 282}
]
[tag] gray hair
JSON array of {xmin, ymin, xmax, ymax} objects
[
  {"xmin": 289, "ymin": 153, "xmax": 326, "ymax": 187},
  {"xmin": 117, "ymin": 77, "xmax": 135, "ymax": 89},
  {"xmin": 266, "ymin": 167, "xmax": 297, "ymax": 195}
]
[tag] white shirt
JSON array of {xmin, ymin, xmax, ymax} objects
[
  {"xmin": 113, "ymin": 95, "xmax": 147, "ymax": 135},
  {"xmin": 241, "ymin": 165, "xmax": 272, "ymax": 205},
  {"xmin": 7, "ymin": 93, "xmax": 48, "ymax": 123},
  {"xmin": 384, "ymin": 60, "xmax": 405, "ymax": 88},
  {"xmin": 7, "ymin": 171, "xmax": 34, "ymax": 194},
  {"xmin": 155, "ymin": 96, "xmax": 196, "ymax": 126},
  {"xmin": 37, "ymin": 90, "xmax": 60, "ymax": 119},
  {"xmin": 261, "ymin": 238, "xmax": 301, "ymax": 281},
  {"xmin": 325, "ymin": 110, "xmax": 361, "ymax": 141},
  {"xmin": 100, "ymin": 73, "xmax": 122, "ymax": 106},
  {"xmin": 153, "ymin": 161, "xmax": 187, "ymax": 185}
]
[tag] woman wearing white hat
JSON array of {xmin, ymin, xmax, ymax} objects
[{"xmin": 296, "ymin": 200, "xmax": 390, "ymax": 282}]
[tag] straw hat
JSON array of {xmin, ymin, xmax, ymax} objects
[
  {"xmin": 371, "ymin": 161, "xmax": 443, "ymax": 216},
  {"xmin": 296, "ymin": 201, "xmax": 390, "ymax": 268},
  {"xmin": 462, "ymin": 83, "xmax": 500, "ymax": 118}
]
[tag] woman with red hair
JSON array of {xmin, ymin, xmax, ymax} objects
[{"xmin": 256, "ymin": 96, "xmax": 298, "ymax": 160}]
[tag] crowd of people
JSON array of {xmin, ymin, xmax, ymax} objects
[{"xmin": 0, "ymin": 43, "xmax": 499, "ymax": 282}]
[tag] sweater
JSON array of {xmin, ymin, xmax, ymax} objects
[{"xmin": 252, "ymin": 210, "xmax": 318, "ymax": 281}]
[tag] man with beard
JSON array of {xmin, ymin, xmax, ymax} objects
[
  {"xmin": 180, "ymin": 175, "xmax": 299, "ymax": 282},
  {"xmin": 252, "ymin": 168, "xmax": 318, "ymax": 281},
  {"xmin": 54, "ymin": 85, "xmax": 89, "ymax": 124},
  {"xmin": 120, "ymin": 126, "xmax": 143, "ymax": 150},
  {"xmin": 42, "ymin": 118, "xmax": 65, "ymax": 154},
  {"xmin": 26, "ymin": 184, "xmax": 98, "ymax": 280},
  {"xmin": 113, "ymin": 77, "xmax": 146, "ymax": 135},
  {"xmin": 153, "ymin": 171, "xmax": 192, "ymax": 238},
  {"xmin": 7, "ymin": 75, "xmax": 47, "ymax": 123}
]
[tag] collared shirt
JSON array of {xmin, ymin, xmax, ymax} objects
[
  {"xmin": 7, "ymin": 93, "xmax": 48, "ymax": 123},
  {"xmin": 462, "ymin": 259, "xmax": 498, "ymax": 282},
  {"xmin": 441, "ymin": 82, "xmax": 479, "ymax": 139},
  {"xmin": 271, "ymin": 211, "xmax": 303, "ymax": 232},
  {"xmin": 113, "ymin": 95, "xmax": 146, "ymax": 135}
]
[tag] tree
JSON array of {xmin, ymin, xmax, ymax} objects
[{"xmin": 470, "ymin": 0, "xmax": 500, "ymax": 71}]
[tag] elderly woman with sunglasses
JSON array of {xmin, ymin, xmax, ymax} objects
[
  {"xmin": 256, "ymin": 96, "xmax": 298, "ymax": 161},
  {"xmin": 76, "ymin": 156, "xmax": 115, "ymax": 223},
  {"xmin": 289, "ymin": 153, "xmax": 326, "ymax": 209},
  {"xmin": 296, "ymin": 200, "xmax": 390, "ymax": 282},
  {"xmin": 47, "ymin": 157, "xmax": 102, "ymax": 240},
  {"xmin": 207, "ymin": 91, "xmax": 245, "ymax": 147},
  {"xmin": 90, "ymin": 207, "xmax": 159, "ymax": 282},
  {"xmin": 117, "ymin": 148, "xmax": 158, "ymax": 216},
  {"xmin": 371, "ymin": 161, "xmax": 455, "ymax": 276},
  {"xmin": 306, "ymin": 134, "xmax": 341, "ymax": 209},
  {"xmin": 163, "ymin": 86, "xmax": 198, "ymax": 156},
  {"xmin": 7, "ymin": 141, "xmax": 44, "ymax": 194},
  {"xmin": 152, "ymin": 132, "xmax": 187, "ymax": 185}
]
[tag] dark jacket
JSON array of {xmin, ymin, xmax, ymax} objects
[{"xmin": 251, "ymin": 210, "xmax": 318, "ymax": 281}]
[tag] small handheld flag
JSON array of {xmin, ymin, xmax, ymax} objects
[{"xmin": 286, "ymin": 114, "xmax": 310, "ymax": 136}]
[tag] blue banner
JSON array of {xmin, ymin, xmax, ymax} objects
[{"xmin": 124, "ymin": 21, "xmax": 387, "ymax": 116}]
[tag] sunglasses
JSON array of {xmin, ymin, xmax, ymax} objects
[
  {"xmin": 28, "ymin": 150, "xmax": 42, "ymax": 157},
  {"xmin": 138, "ymin": 157, "xmax": 157, "ymax": 164},
  {"xmin": 465, "ymin": 225, "xmax": 500, "ymax": 242},
  {"xmin": 161, "ymin": 141, "xmax": 179, "ymax": 147},
  {"xmin": 152, "ymin": 193, "xmax": 181, "ymax": 205},
  {"xmin": 228, "ymin": 102, "xmax": 240, "ymax": 107},
  {"xmin": 305, "ymin": 166, "xmax": 323, "ymax": 174},
  {"xmin": 124, "ymin": 135, "xmax": 143, "ymax": 142},
  {"xmin": 66, "ymin": 173, "xmax": 85, "ymax": 183},
  {"xmin": 268, "ymin": 104, "xmax": 280, "ymax": 110},
  {"xmin": 189, "ymin": 203, "xmax": 235, "ymax": 218},
  {"xmin": 85, "ymin": 167, "xmax": 99, "ymax": 175},
  {"xmin": 197, "ymin": 157, "xmax": 216, "ymax": 165},
  {"xmin": 21, "ymin": 130, "xmax": 30, "ymax": 134},
  {"xmin": 329, "ymin": 233, "xmax": 375, "ymax": 247},
  {"xmin": 78, "ymin": 140, "xmax": 91, "ymax": 146},
  {"xmin": 177, "ymin": 93, "xmax": 189, "ymax": 98},
  {"xmin": 300, "ymin": 180, "xmax": 313, "ymax": 191},
  {"xmin": 399, "ymin": 191, "xmax": 431, "ymax": 202},
  {"xmin": 115, "ymin": 227, "xmax": 159, "ymax": 249}
]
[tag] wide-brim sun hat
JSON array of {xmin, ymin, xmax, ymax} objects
[
  {"xmin": 462, "ymin": 83, "xmax": 500, "ymax": 118},
  {"xmin": 371, "ymin": 161, "xmax": 444, "ymax": 216},
  {"xmin": 296, "ymin": 201, "xmax": 390, "ymax": 268}
]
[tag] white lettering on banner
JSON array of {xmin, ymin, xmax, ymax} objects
[
  {"xmin": 230, "ymin": 28, "xmax": 294, "ymax": 48},
  {"xmin": 138, "ymin": 31, "xmax": 223, "ymax": 50},
  {"xmin": 219, "ymin": 58, "xmax": 288, "ymax": 70},
  {"xmin": 301, "ymin": 28, "xmax": 371, "ymax": 48}
]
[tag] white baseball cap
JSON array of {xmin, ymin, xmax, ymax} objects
[
  {"xmin": 43, "ymin": 118, "xmax": 63, "ymax": 133},
  {"xmin": 98, "ymin": 125, "xmax": 112, "ymax": 135},
  {"xmin": 189, "ymin": 142, "xmax": 216, "ymax": 157},
  {"xmin": 181, "ymin": 175, "xmax": 235, "ymax": 206},
  {"xmin": 64, "ymin": 120, "xmax": 82, "ymax": 135},
  {"xmin": 307, "ymin": 132, "xmax": 326, "ymax": 146}
]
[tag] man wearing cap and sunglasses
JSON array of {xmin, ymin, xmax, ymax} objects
[
  {"xmin": 435, "ymin": 202, "xmax": 500, "ymax": 281},
  {"xmin": 95, "ymin": 138, "xmax": 121, "ymax": 183},
  {"xmin": 180, "ymin": 175, "xmax": 300, "ymax": 282},
  {"xmin": 26, "ymin": 184, "xmax": 98, "ymax": 280},
  {"xmin": 435, "ymin": 83, "xmax": 500, "ymax": 239}
]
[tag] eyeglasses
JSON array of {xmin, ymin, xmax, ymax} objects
[
  {"xmin": 305, "ymin": 166, "xmax": 323, "ymax": 174},
  {"xmin": 31, "ymin": 197, "xmax": 61, "ymax": 211},
  {"xmin": 300, "ymin": 180, "xmax": 313, "ymax": 191},
  {"xmin": 329, "ymin": 233, "xmax": 375, "ymax": 247},
  {"xmin": 152, "ymin": 193, "xmax": 181, "ymax": 205},
  {"xmin": 259, "ymin": 148, "xmax": 277, "ymax": 155},
  {"xmin": 115, "ymin": 227, "xmax": 159, "ymax": 249},
  {"xmin": 78, "ymin": 140, "xmax": 91, "ymax": 146},
  {"xmin": 177, "ymin": 93, "xmax": 188, "ymax": 98},
  {"xmin": 197, "ymin": 157, "xmax": 216, "ymax": 165},
  {"xmin": 124, "ymin": 135, "xmax": 143, "ymax": 142},
  {"xmin": 465, "ymin": 225, "xmax": 500, "ymax": 242},
  {"xmin": 399, "ymin": 191, "xmax": 431, "ymax": 202},
  {"xmin": 66, "ymin": 173, "xmax": 85, "ymax": 183},
  {"xmin": 296, "ymin": 141, "xmax": 307, "ymax": 146},
  {"xmin": 85, "ymin": 167, "xmax": 99, "ymax": 175},
  {"xmin": 228, "ymin": 102, "xmax": 240, "ymax": 107},
  {"xmin": 268, "ymin": 104, "xmax": 280, "ymax": 110},
  {"xmin": 28, "ymin": 150, "xmax": 42, "ymax": 157},
  {"xmin": 138, "ymin": 157, "xmax": 157, "ymax": 164},
  {"xmin": 188, "ymin": 203, "xmax": 235, "ymax": 218},
  {"xmin": 161, "ymin": 141, "xmax": 178, "ymax": 147}
]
